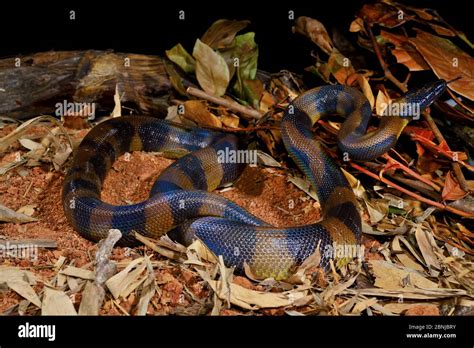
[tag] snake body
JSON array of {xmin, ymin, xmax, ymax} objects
[{"xmin": 62, "ymin": 81, "xmax": 446, "ymax": 279}]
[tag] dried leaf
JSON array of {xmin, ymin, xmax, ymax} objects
[
  {"xmin": 105, "ymin": 257, "xmax": 147, "ymax": 299},
  {"xmin": 220, "ymin": 113, "xmax": 240, "ymax": 128},
  {"xmin": 52, "ymin": 144, "xmax": 73, "ymax": 170},
  {"xmin": 182, "ymin": 100, "xmax": 222, "ymax": 128},
  {"xmin": 349, "ymin": 18, "xmax": 365, "ymax": 33},
  {"xmin": 193, "ymin": 39, "xmax": 230, "ymax": 97},
  {"xmin": 442, "ymin": 170, "xmax": 468, "ymax": 201},
  {"xmin": 135, "ymin": 258, "xmax": 156, "ymax": 316},
  {"xmin": 410, "ymin": 30, "xmax": 474, "ymax": 101},
  {"xmin": 198, "ymin": 269, "xmax": 304, "ymax": 309},
  {"xmin": 42, "ymin": 287, "xmax": 77, "ymax": 315},
  {"xmin": 166, "ymin": 43, "xmax": 196, "ymax": 73},
  {"xmin": 256, "ymin": 150, "xmax": 282, "ymax": 168},
  {"xmin": 380, "ymin": 30, "xmax": 429, "ymax": 71},
  {"xmin": 16, "ymin": 204, "xmax": 36, "ymax": 217},
  {"xmin": 0, "ymin": 267, "xmax": 40, "ymax": 304},
  {"xmin": 19, "ymin": 138, "xmax": 41, "ymax": 151},
  {"xmin": 369, "ymin": 260, "xmax": 438, "ymax": 290},
  {"xmin": 201, "ymin": 19, "xmax": 250, "ymax": 49},
  {"xmin": 292, "ymin": 17, "xmax": 333, "ymax": 55},
  {"xmin": 60, "ymin": 266, "xmax": 95, "ymax": 280},
  {"xmin": 0, "ymin": 203, "xmax": 37, "ymax": 223},
  {"xmin": 287, "ymin": 175, "xmax": 318, "ymax": 201},
  {"xmin": 356, "ymin": 74, "xmax": 374, "ymax": 109},
  {"xmin": 414, "ymin": 226, "xmax": 441, "ymax": 271},
  {"xmin": 358, "ymin": 2, "xmax": 410, "ymax": 28},
  {"xmin": 392, "ymin": 235, "xmax": 424, "ymax": 272}
]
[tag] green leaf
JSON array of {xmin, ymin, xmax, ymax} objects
[
  {"xmin": 232, "ymin": 32, "xmax": 259, "ymax": 108},
  {"xmin": 166, "ymin": 43, "xmax": 196, "ymax": 74},
  {"xmin": 193, "ymin": 39, "xmax": 230, "ymax": 97},
  {"xmin": 234, "ymin": 32, "xmax": 258, "ymax": 80}
]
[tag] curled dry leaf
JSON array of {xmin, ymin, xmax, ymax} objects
[
  {"xmin": 292, "ymin": 16, "xmax": 334, "ymax": 55},
  {"xmin": 349, "ymin": 18, "xmax": 365, "ymax": 33},
  {"xmin": 105, "ymin": 257, "xmax": 147, "ymax": 299},
  {"xmin": 201, "ymin": 19, "xmax": 250, "ymax": 49},
  {"xmin": 182, "ymin": 100, "xmax": 222, "ymax": 128},
  {"xmin": 193, "ymin": 39, "xmax": 230, "ymax": 97},
  {"xmin": 442, "ymin": 170, "xmax": 468, "ymax": 201},
  {"xmin": 380, "ymin": 30, "xmax": 429, "ymax": 71},
  {"xmin": 356, "ymin": 74, "xmax": 374, "ymax": 109},
  {"xmin": 410, "ymin": 30, "xmax": 474, "ymax": 101}
]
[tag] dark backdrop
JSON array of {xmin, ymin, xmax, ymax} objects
[{"xmin": 0, "ymin": 1, "xmax": 471, "ymax": 73}]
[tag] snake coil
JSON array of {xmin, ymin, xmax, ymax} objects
[{"xmin": 63, "ymin": 81, "xmax": 446, "ymax": 279}]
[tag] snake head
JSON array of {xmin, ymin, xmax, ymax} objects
[{"xmin": 404, "ymin": 79, "xmax": 447, "ymax": 112}]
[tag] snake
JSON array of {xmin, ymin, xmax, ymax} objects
[{"xmin": 62, "ymin": 80, "xmax": 446, "ymax": 280}]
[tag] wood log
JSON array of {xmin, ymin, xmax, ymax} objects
[{"xmin": 0, "ymin": 50, "xmax": 173, "ymax": 119}]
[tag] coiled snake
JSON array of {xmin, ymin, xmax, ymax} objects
[{"xmin": 62, "ymin": 80, "xmax": 446, "ymax": 279}]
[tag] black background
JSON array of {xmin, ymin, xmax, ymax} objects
[{"xmin": 0, "ymin": 0, "xmax": 471, "ymax": 74}]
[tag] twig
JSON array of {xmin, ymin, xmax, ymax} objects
[
  {"xmin": 382, "ymin": 153, "xmax": 441, "ymax": 192},
  {"xmin": 366, "ymin": 23, "xmax": 407, "ymax": 93},
  {"xmin": 350, "ymin": 162, "xmax": 473, "ymax": 218},
  {"xmin": 186, "ymin": 87, "xmax": 262, "ymax": 120}
]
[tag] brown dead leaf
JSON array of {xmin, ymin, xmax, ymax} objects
[
  {"xmin": 201, "ymin": 19, "xmax": 250, "ymax": 49},
  {"xmin": 349, "ymin": 18, "xmax": 365, "ymax": 33},
  {"xmin": 358, "ymin": 2, "xmax": 411, "ymax": 28},
  {"xmin": 369, "ymin": 260, "xmax": 438, "ymax": 290},
  {"xmin": 105, "ymin": 257, "xmax": 147, "ymax": 299},
  {"xmin": 410, "ymin": 30, "xmax": 474, "ymax": 101},
  {"xmin": 2, "ymin": 275, "xmax": 41, "ymax": 308},
  {"xmin": 42, "ymin": 287, "xmax": 77, "ymax": 315},
  {"xmin": 182, "ymin": 100, "xmax": 222, "ymax": 128},
  {"xmin": 219, "ymin": 112, "xmax": 240, "ymax": 128},
  {"xmin": 0, "ymin": 203, "xmax": 38, "ymax": 223},
  {"xmin": 392, "ymin": 236, "xmax": 424, "ymax": 272},
  {"xmin": 380, "ymin": 30, "xmax": 429, "ymax": 71},
  {"xmin": 356, "ymin": 74, "xmax": 374, "ymax": 109},
  {"xmin": 293, "ymin": 17, "xmax": 333, "ymax": 55},
  {"xmin": 414, "ymin": 226, "xmax": 442, "ymax": 272},
  {"xmin": 442, "ymin": 170, "xmax": 468, "ymax": 201}
]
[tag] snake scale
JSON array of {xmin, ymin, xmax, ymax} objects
[{"xmin": 62, "ymin": 80, "xmax": 446, "ymax": 279}]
